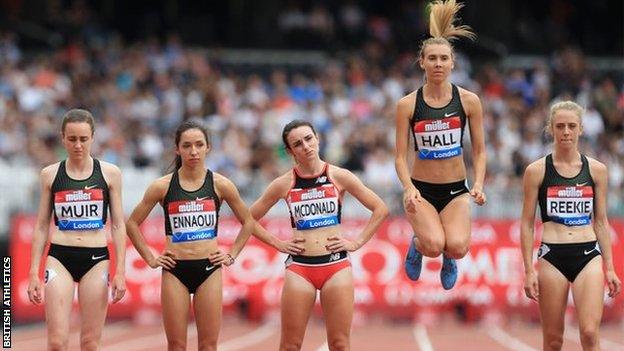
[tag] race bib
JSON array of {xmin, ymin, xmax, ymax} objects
[
  {"xmin": 414, "ymin": 116, "xmax": 462, "ymax": 160},
  {"xmin": 54, "ymin": 189, "xmax": 104, "ymax": 230},
  {"xmin": 288, "ymin": 185, "xmax": 340, "ymax": 230},
  {"xmin": 168, "ymin": 199, "xmax": 217, "ymax": 242},
  {"xmin": 546, "ymin": 185, "xmax": 594, "ymax": 226}
]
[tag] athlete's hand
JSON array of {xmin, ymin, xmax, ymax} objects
[
  {"xmin": 326, "ymin": 236, "xmax": 358, "ymax": 252},
  {"xmin": 403, "ymin": 186, "xmax": 422, "ymax": 214},
  {"xmin": 111, "ymin": 275, "xmax": 126, "ymax": 303},
  {"xmin": 276, "ymin": 237, "xmax": 306, "ymax": 255},
  {"xmin": 210, "ymin": 250, "xmax": 235, "ymax": 266},
  {"xmin": 149, "ymin": 250, "xmax": 177, "ymax": 269},
  {"xmin": 606, "ymin": 270, "xmax": 621, "ymax": 298},
  {"xmin": 470, "ymin": 185, "xmax": 486, "ymax": 206},
  {"xmin": 524, "ymin": 271, "xmax": 539, "ymax": 301},
  {"xmin": 27, "ymin": 275, "xmax": 43, "ymax": 305}
]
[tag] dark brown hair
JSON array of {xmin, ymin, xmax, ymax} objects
[
  {"xmin": 61, "ymin": 109, "xmax": 95, "ymax": 136},
  {"xmin": 170, "ymin": 120, "xmax": 211, "ymax": 171},
  {"xmin": 281, "ymin": 120, "xmax": 317, "ymax": 149}
]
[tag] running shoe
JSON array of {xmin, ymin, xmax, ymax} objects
[
  {"xmin": 440, "ymin": 254, "xmax": 458, "ymax": 290},
  {"xmin": 404, "ymin": 236, "xmax": 423, "ymax": 281}
]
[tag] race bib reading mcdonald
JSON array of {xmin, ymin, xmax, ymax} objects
[
  {"xmin": 414, "ymin": 116, "xmax": 462, "ymax": 160},
  {"xmin": 546, "ymin": 185, "xmax": 594, "ymax": 226},
  {"xmin": 54, "ymin": 189, "xmax": 104, "ymax": 230},
  {"xmin": 168, "ymin": 199, "xmax": 217, "ymax": 242},
  {"xmin": 288, "ymin": 185, "xmax": 340, "ymax": 230}
]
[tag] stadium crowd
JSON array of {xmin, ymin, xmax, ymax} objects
[{"xmin": 0, "ymin": 9, "xmax": 622, "ymax": 217}]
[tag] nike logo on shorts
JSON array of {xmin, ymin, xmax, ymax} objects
[
  {"xmin": 205, "ymin": 265, "xmax": 216, "ymax": 271},
  {"xmin": 84, "ymin": 185, "xmax": 97, "ymax": 190},
  {"xmin": 450, "ymin": 189, "xmax": 463, "ymax": 195},
  {"xmin": 576, "ymin": 182, "xmax": 588, "ymax": 186},
  {"xmin": 92, "ymin": 254, "xmax": 107, "ymax": 260},
  {"xmin": 444, "ymin": 112, "xmax": 457, "ymax": 117},
  {"xmin": 583, "ymin": 249, "xmax": 596, "ymax": 255}
]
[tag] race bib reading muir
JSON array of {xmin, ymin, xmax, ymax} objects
[
  {"xmin": 288, "ymin": 185, "xmax": 340, "ymax": 230},
  {"xmin": 54, "ymin": 189, "xmax": 104, "ymax": 230},
  {"xmin": 546, "ymin": 185, "xmax": 594, "ymax": 226},
  {"xmin": 168, "ymin": 199, "xmax": 217, "ymax": 242},
  {"xmin": 414, "ymin": 116, "xmax": 462, "ymax": 160}
]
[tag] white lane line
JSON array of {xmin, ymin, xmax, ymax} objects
[
  {"xmin": 220, "ymin": 322, "xmax": 276, "ymax": 351},
  {"xmin": 487, "ymin": 325, "xmax": 538, "ymax": 351},
  {"xmin": 412, "ymin": 323, "xmax": 434, "ymax": 351},
  {"xmin": 315, "ymin": 341, "xmax": 329, "ymax": 351},
  {"xmin": 565, "ymin": 326, "xmax": 624, "ymax": 351}
]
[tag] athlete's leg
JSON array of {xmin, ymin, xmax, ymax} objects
[
  {"xmin": 404, "ymin": 199, "xmax": 445, "ymax": 257},
  {"xmin": 280, "ymin": 270, "xmax": 317, "ymax": 351},
  {"xmin": 571, "ymin": 256, "xmax": 604, "ymax": 351},
  {"xmin": 161, "ymin": 271, "xmax": 191, "ymax": 351},
  {"xmin": 439, "ymin": 194, "xmax": 471, "ymax": 259},
  {"xmin": 44, "ymin": 256, "xmax": 75, "ymax": 351},
  {"xmin": 319, "ymin": 267, "xmax": 353, "ymax": 351},
  {"xmin": 538, "ymin": 259, "xmax": 570, "ymax": 351},
  {"xmin": 77, "ymin": 260, "xmax": 109, "ymax": 351},
  {"xmin": 193, "ymin": 270, "xmax": 222, "ymax": 351}
]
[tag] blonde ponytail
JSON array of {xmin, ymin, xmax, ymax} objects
[{"xmin": 428, "ymin": 0, "xmax": 476, "ymax": 41}]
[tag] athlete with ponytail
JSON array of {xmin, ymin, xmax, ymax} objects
[
  {"xmin": 521, "ymin": 101, "xmax": 620, "ymax": 350},
  {"xmin": 126, "ymin": 120, "xmax": 254, "ymax": 351},
  {"xmin": 395, "ymin": 0, "xmax": 486, "ymax": 289}
]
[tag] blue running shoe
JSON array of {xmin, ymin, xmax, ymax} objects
[
  {"xmin": 405, "ymin": 237, "xmax": 423, "ymax": 281},
  {"xmin": 440, "ymin": 254, "xmax": 458, "ymax": 290}
]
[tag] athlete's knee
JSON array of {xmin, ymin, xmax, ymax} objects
[
  {"xmin": 167, "ymin": 339, "xmax": 187, "ymax": 351},
  {"xmin": 48, "ymin": 336, "xmax": 69, "ymax": 351},
  {"xmin": 327, "ymin": 336, "xmax": 349, "ymax": 351},
  {"xmin": 543, "ymin": 332, "xmax": 563, "ymax": 351},
  {"xmin": 418, "ymin": 236, "xmax": 444, "ymax": 257},
  {"xmin": 445, "ymin": 240, "xmax": 469, "ymax": 259},
  {"xmin": 197, "ymin": 337, "xmax": 218, "ymax": 351},
  {"xmin": 280, "ymin": 340, "xmax": 303, "ymax": 351},
  {"xmin": 579, "ymin": 325, "xmax": 599, "ymax": 347},
  {"xmin": 80, "ymin": 338, "xmax": 100, "ymax": 351}
]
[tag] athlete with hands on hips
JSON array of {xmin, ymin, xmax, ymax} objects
[{"xmin": 126, "ymin": 120, "xmax": 253, "ymax": 351}]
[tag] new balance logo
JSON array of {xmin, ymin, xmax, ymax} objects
[
  {"xmin": 444, "ymin": 112, "xmax": 457, "ymax": 117},
  {"xmin": 329, "ymin": 253, "xmax": 341, "ymax": 262},
  {"xmin": 316, "ymin": 176, "xmax": 327, "ymax": 184}
]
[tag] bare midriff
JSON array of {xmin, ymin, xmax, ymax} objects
[{"xmin": 541, "ymin": 222, "xmax": 597, "ymax": 243}]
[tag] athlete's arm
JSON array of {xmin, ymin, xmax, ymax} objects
[
  {"xmin": 27, "ymin": 165, "xmax": 56, "ymax": 304},
  {"xmin": 394, "ymin": 94, "xmax": 421, "ymax": 213},
  {"xmin": 462, "ymin": 90, "xmax": 487, "ymax": 205},
  {"xmin": 102, "ymin": 163, "xmax": 126, "ymax": 303},
  {"xmin": 520, "ymin": 160, "xmax": 543, "ymax": 301},
  {"xmin": 590, "ymin": 159, "xmax": 621, "ymax": 297},
  {"xmin": 250, "ymin": 174, "xmax": 305, "ymax": 255},
  {"xmin": 126, "ymin": 177, "xmax": 175, "ymax": 269},
  {"xmin": 212, "ymin": 174, "xmax": 253, "ymax": 266},
  {"xmin": 326, "ymin": 167, "xmax": 389, "ymax": 252}
]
